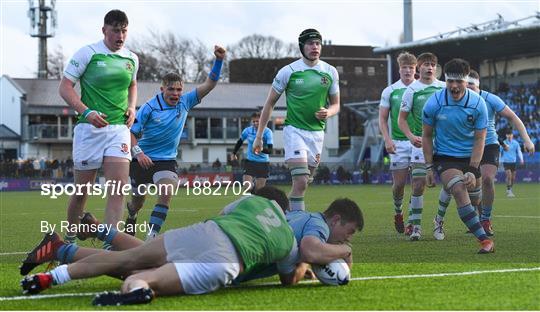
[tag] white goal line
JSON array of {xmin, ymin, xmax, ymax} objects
[{"xmin": 1, "ymin": 267, "xmax": 539, "ymax": 301}]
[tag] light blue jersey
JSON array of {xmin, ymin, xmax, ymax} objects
[
  {"xmin": 479, "ymin": 90, "xmax": 507, "ymax": 145},
  {"xmin": 241, "ymin": 126, "xmax": 273, "ymax": 162},
  {"xmin": 423, "ymin": 89, "xmax": 488, "ymax": 157},
  {"xmin": 232, "ymin": 210, "xmax": 329, "ymax": 283},
  {"xmin": 131, "ymin": 90, "xmax": 199, "ymax": 160},
  {"xmin": 500, "ymin": 139, "xmax": 523, "ymax": 163},
  {"xmin": 286, "ymin": 210, "xmax": 330, "ymax": 244}
]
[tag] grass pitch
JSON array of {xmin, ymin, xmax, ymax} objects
[{"xmin": 1, "ymin": 183, "xmax": 539, "ymax": 310}]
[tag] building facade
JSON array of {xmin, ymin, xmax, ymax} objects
[{"xmin": 0, "ymin": 76, "xmax": 340, "ymax": 165}]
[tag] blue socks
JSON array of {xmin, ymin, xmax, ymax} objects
[
  {"xmin": 149, "ymin": 204, "xmax": 169, "ymax": 234},
  {"xmin": 458, "ymin": 204, "xmax": 488, "ymax": 241}
]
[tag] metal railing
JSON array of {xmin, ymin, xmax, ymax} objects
[{"xmin": 418, "ymin": 13, "xmax": 540, "ymax": 42}]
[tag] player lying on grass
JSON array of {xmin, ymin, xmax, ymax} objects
[
  {"xmin": 20, "ymin": 186, "xmax": 303, "ymax": 306},
  {"xmin": 20, "ymin": 192, "xmax": 363, "ymax": 303},
  {"xmin": 233, "ymin": 198, "xmax": 363, "ymax": 284}
]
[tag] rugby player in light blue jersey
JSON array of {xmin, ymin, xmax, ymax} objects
[
  {"xmin": 125, "ymin": 45, "xmax": 226, "ymax": 240},
  {"xmin": 433, "ymin": 70, "xmax": 535, "ymax": 239},
  {"xmin": 232, "ymin": 197, "xmax": 363, "ymax": 284},
  {"xmin": 501, "ymin": 128, "xmax": 527, "ymax": 197},
  {"xmin": 232, "ymin": 112, "xmax": 274, "ymax": 192},
  {"xmin": 422, "ymin": 58, "xmax": 494, "ymax": 254}
]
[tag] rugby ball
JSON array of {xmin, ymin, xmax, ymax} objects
[{"xmin": 312, "ymin": 259, "xmax": 350, "ymax": 286}]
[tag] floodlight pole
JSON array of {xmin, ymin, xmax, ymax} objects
[
  {"xmin": 28, "ymin": 0, "xmax": 57, "ymax": 79},
  {"xmin": 403, "ymin": 0, "xmax": 413, "ymax": 42}
]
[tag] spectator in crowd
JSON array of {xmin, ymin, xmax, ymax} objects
[
  {"xmin": 336, "ymin": 166, "xmax": 352, "ymax": 184},
  {"xmin": 212, "ymin": 158, "xmax": 222, "ymax": 171},
  {"xmin": 314, "ymin": 165, "xmax": 331, "ymax": 184}
]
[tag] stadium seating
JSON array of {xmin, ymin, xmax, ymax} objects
[{"xmin": 495, "ymin": 82, "xmax": 540, "ymax": 155}]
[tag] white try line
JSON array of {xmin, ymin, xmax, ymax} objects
[
  {"xmin": 168, "ymin": 209, "xmax": 199, "ymax": 213},
  {"xmin": 494, "ymin": 215, "xmax": 540, "ymax": 219},
  {"xmin": 0, "ymin": 292, "xmax": 98, "ymax": 301},
  {"xmin": 256, "ymin": 267, "xmax": 540, "ymax": 286},
  {"xmin": 1, "ymin": 267, "xmax": 539, "ymax": 301},
  {"xmin": 0, "ymin": 252, "xmax": 27, "ymax": 256}
]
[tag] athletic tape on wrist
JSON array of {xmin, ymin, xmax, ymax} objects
[
  {"xmin": 131, "ymin": 145, "xmax": 143, "ymax": 157},
  {"xmin": 209, "ymin": 59, "xmax": 223, "ymax": 81},
  {"xmin": 82, "ymin": 108, "xmax": 95, "ymax": 119}
]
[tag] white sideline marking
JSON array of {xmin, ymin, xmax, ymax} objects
[
  {"xmin": 256, "ymin": 267, "xmax": 540, "ymax": 286},
  {"xmin": 0, "ymin": 292, "xmax": 98, "ymax": 301},
  {"xmin": 2, "ymin": 267, "xmax": 539, "ymax": 301},
  {"xmin": 0, "ymin": 252, "xmax": 26, "ymax": 256},
  {"xmin": 348, "ymin": 267, "xmax": 540, "ymax": 282},
  {"xmin": 168, "ymin": 209, "xmax": 199, "ymax": 213},
  {"xmin": 494, "ymin": 215, "xmax": 540, "ymax": 219}
]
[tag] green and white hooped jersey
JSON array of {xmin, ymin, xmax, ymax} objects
[
  {"xmin": 64, "ymin": 40, "xmax": 139, "ymax": 125},
  {"xmin": 400, "ymin": 79, "xmax": 445, "ymax": 136},
  {"xmin": 272, "ymin": 59, "xmax": 339, "ymax": 131},
  {"xmin": 379, "ymin": 79, "xmax": 415, "ymax": 141},
  {"xmin": 212, "ymin": 196, "xmax": 295, "ymax": 274}
]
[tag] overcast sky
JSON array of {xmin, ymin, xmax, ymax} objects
[{"xmin": 1, "ymin": 0, "xmax": 538, "ymax": 78}]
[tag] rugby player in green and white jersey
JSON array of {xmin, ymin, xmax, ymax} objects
[
  {"xmin": 21, "ymin": 187, "xmax": 302, "ymax": 306},
  {"xmin": 253, "ymin": 29, "xmax": 340, "ymax": 212},
  {"xmin": 378, "ymin": 52, "xmax": 417, "ymax": 234},
  {"xmin": 58, "ymin": 10, "xmax": 139, "ymax": 248},
  {"xmin": 398, "ymin": 52, "xmax": 445, "ymax": 241}
]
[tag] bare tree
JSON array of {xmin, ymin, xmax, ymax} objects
[
  {"xmin": 220, "ymin": 58, "xmax": 230, "ymax": 82},
  {"xmin": 285, "ymin": 42, "xmax": 299, "ymax": 58},
  {"xmin": 147, "ymin": 30, "xmax": 192, "ymax": 80},
  {"xmin": 127, "ymin": 38, "xmax": 160, "ymax": 82},
  {"xmin": 228, "ymin": 34, "xmax": 296, "ymax": 59},
  {"xmin": 135, "ymin": 50, "xmax": 161, "ymax": 82},
  {"xmin": 127, "ymin": 32, "xmax": 296, "ymax": 83},
  {"xmin": 189, "ymin": 39, "xmax": 212, "ymax": 83},
  {"xmin": 47, "ymin": 45, "xmax": 66, "ymax": 79}
]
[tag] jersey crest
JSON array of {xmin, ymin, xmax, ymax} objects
[{"xmin": 320, "ymin": 76, "xmax": 329, "ymax": 86}]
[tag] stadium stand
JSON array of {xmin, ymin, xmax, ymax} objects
[{"xmin": 495, "ymin": 82, "xmax": 540, "ymax": 153}]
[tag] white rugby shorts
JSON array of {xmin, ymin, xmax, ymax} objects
[
  {"xmin": 410, "ymin": 145, "xmax": 425, "ymax": 164},
  {"xmin": 283, "ymin": 125, "xmax": 324, "ymax": 167},
  {"xmin": 73, "ymin": 123, "xmax": 131, "ymax": 170},
  {"xmin": 163, "ymin": 221, "xmax": 241, "ymax": 294},
  {"xmin": 389, "ymin": 140, "xmax": 413, "ymax": 170},
  {"xmin": 389, "ymin": 140, "xmax": 425, "ymax": 170}
]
